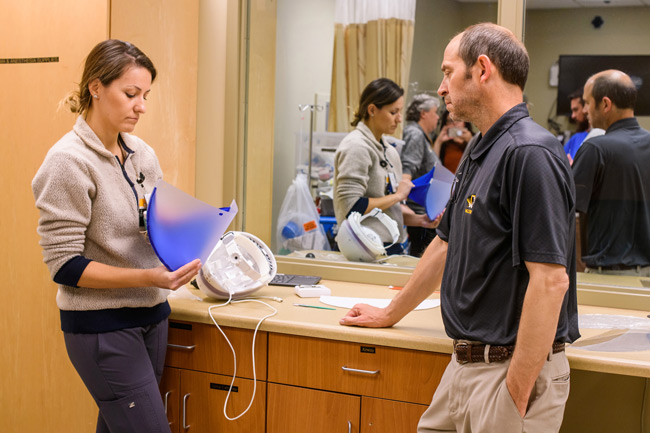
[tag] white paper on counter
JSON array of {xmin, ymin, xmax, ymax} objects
[
  {"xmin": 168, "ymin": 285, "xmax": 202, "ymax": 301},
  {"xmin": 319, "ymin": 296, "xmax": 440, "ymax": 310}
]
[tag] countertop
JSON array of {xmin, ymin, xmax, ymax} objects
[{"xmin": 168, "ymin": 279, "xmax": 650, "ymax": 379}]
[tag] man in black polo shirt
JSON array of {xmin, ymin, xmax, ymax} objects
[
  {"xmin": 572, "ymin": 69, "xmax": 650, "ymax": 277},
  {"xmin": 340, "ymin": 23, "xmax": 579, "ymax": 433}
]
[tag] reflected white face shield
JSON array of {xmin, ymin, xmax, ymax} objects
[
  {"xmin": 196, "ymin": 231, "xmax": 276, "ymax": 299},
  {"xmin": 335, "ymin": 208, "xmax": 400, "ymax": 262}
]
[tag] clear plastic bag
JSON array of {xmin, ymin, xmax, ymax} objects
[{"xmin": 276, "ymin": 173, "xmax": 331, "ymax": 254}]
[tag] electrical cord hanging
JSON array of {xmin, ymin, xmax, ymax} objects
[{"xmin": 207, "ymin": 292, "xmax": 278, "ymax": 421}]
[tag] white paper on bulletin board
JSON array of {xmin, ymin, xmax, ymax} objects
[{"xmin": 319, "ymin": 296, "xmax": 440, "ymax": 310}]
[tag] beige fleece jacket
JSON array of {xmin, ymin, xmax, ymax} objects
[
  {"xmin": 334, "ymin": 122, "xmax": 407, "ymax": 243},
  {"xmin": 32, "ymin": 116, "xmax": 167, "ymax": 311}
]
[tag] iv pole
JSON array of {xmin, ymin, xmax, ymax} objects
[{"xmin": 298, "ymin": 103, "xmax": 323, "ymax": 192}]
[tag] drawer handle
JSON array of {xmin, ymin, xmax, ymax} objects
[
  {"xmin": 168, "ymin": 343, "xmax": 196, "ymax": 350},
  {"xmin": 341, "ymin": 366, "xmax": 380, "ymax": 375},
  {"xmin": 164, "ymin": 391, "xmax": 171, "ymax": 414},
  {"xmin": 348, "ymin": 420, "xmax": 352, "ymax": 433},
  {"xmin": 182, "ymin": 393, "xmax": 191, "ymax": 429},
  {"xmin": 164, "ymin": 391, "xmax": 172, "ymax": 426}
]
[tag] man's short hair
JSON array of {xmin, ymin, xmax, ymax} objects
[
  {"xmin": 590, "ymin": 72, "xmax": 637, "ymax": 110},
  {"xmin": 458, "ymin": 23, "xmax": 529, "ymax": 91},
  {"xmin": 568, "ymin": 88, "xmax": 584, "ymax": 105}
]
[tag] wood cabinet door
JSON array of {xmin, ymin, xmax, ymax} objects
[
  {"xmin": 160, "ymin": 367, "xmax": 181, "ymax": 433},
  {"xmin": 179, "ymin": 370, "xmax": 266, "ymax": 433},
  {"xmin": 360, "ymin": 396, "xmax": 428, "ymax": 433},
  {"xmin": 267, "ymin": 383, "xmax": 361, "ymax": 433}
]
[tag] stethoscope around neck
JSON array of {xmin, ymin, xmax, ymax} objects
[{"xmin": 379, "ymin": 141, "xmax": 393, "ymax": 169}]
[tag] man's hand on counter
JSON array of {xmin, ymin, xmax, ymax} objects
[{"xmin": 340, "ymin": 303, "xmax": 397, "ymax": 328}]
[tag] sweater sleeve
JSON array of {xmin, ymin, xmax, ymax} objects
[
  {"xmin": 32, "ymin": 150, "xmax": 95, "ymax": 279},
  {"xmin": 334, "ymin": 141, "xmax": 374, "ymax": 222}
]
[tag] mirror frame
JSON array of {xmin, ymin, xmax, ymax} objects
[{"xmin": 238, "ymin": 0, "xmax": 650, "ymax": 311}]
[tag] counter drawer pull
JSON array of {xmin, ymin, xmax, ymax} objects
[
  {"xmin": 348, "ymin": 420, "xmax": 352, "ymax": 433},
  {"xmin": 341, "ymin": 366, "xmax": 380, "ymax": 375},
  {"xmin": 168, "ymin": 343, "xmax": 196, "ymax": 350},
  {"xmin": 182, "ymin": 393, "xmax": 191, "ymax": 429},
  {"xmin": 164, "ymin": 391, "xmax": 171, "ymax": 414}
]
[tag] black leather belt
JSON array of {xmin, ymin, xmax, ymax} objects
[{"xmin": 453, "ymin": 340, "xmax": 565, "ymax": 364}]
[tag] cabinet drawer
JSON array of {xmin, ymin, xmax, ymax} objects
[
  {"xmin": 166, "ymin": 320, "xmax": 267, "ymax": 380},
  {"xmin": 268, "ymin": 333, "xmax": 448, "ymax": 405}
]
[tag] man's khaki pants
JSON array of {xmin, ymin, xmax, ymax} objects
[{"xmin": 418, "ymin": 351, "xmax": 570, "ymax": 433}]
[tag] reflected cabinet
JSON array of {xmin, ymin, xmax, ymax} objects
[{"xmin": 160, "ymin": 320, "xmax": 449, "ymax": 432}]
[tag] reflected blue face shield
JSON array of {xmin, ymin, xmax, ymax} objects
[{"xmin": 407, "ymin": 163, "xmax": 455, "ymax": 220}]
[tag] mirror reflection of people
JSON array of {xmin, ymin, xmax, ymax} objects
[
  {"xmin": 334, "ymin": 78, "xmax": 413, "ymax": 255},
  {"xmin": 572, "ymin": 69, "xmax": 650, "ymax": 277},
  {"xmin": 341, "ymin": 23, "xmax": 579, "ymax": 432},
  {"xmin": 401, "ymin": 94, "xmax": 444, "ymax": 257},
  {"xmin": 32, "ymin": 39, "xmax": 202, "ymax": 433},
  {"xmin": 435, "ymin": 108, "xmax": 474, "ymax": 173},
  {"xmin": 563, "ymin": 88, "xmax": 605, "ymax": 165}
]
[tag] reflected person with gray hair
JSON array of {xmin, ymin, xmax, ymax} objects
[{"xmin": 401, "ymin": 93, "xmax": 444, "ymax": 256}]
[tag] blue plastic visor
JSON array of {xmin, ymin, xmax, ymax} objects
[{"xmin": 147, "ymin": 180, "xmax": 238, "ymax": 271}]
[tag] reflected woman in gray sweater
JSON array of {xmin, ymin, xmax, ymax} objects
[{"xmin": 334, "ymin": 78, "xmax": 413, "ymax": 255}]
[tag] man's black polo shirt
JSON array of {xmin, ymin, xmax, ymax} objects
[
  {"xmin": 572, "ymin": 117, "xmax": 650, "ymax": 268},
  {"xmin": 436, "ymin": 103, "xmax": 580, "ymax": 345}
]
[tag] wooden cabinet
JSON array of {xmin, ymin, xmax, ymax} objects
[
  {"xmin": 267, "ymin": 383, "xmax": 360, "ymax": 433},
  {"xmin": 160, "ymin": 367, "xmax": 181, "ymax": 433},
  {"xmin": 267, "ymin": 333, "xmax": 449, "ymax": 405},
  {"xmin": 166, "ymin": 320, "xmax": 266, "ymax": 380},
  {"xmin": 180, "ymin": 370, "xmax": 266, "ymax": 433},
  {"xmin": 162, "ymin": 320, "xmax": 267, "ymax": 432},
  {"xmin": 360, "ymin": 397, "xmax": 428, "ymax": 433},
  {"xmin": 266, "ymin": 333, "xmax": 449, "ymax": 432},
  {"xmin": 162, "ymin": 321, "xmax": 449, "ymax": 432}
]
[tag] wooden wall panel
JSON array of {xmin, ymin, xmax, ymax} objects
[
  {"xmin": 242, "ymin": 0, "xmax": 277, "ymax": 243},
  {"xmin": 0, "ymin": 2, "xmax": 108, "ymax": 432},
  {"xmin": 110, "ymin": 0, "xmax": 200, "ymax": 195}
]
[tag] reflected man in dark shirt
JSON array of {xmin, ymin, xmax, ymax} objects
[{"xmin": 573, "ymin": 69, "xmax": 650, "ymax": 277}]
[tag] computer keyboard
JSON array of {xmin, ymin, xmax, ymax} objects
[{"xmin": 269, "ymin": 273, "xmax": 322, "ymax": 287}]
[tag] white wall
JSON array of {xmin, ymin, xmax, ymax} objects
[
  {"xmin": 272, "ymin": 0, "xmax": 336, "ymax": 250},
  {"xmin": 525, "ymin": 6, "xmax": 650, "ymax": 132}
]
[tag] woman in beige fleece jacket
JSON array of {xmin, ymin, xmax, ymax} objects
[{"xmin": 32, "ymin": 40, "xmax": 200, "ymax": 433}]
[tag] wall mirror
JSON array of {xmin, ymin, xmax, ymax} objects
[
  {"xmin": 271, "ymin": 0, "xmax": 498, "ymax": 268},
  {"xmin": 267, "ymin": 0, "xmax": 650, "ymax": 293},
  {"xmin": 524, "ymin": 0, "xmax": 650, "ymax": 291}
]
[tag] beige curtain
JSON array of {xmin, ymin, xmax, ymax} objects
[{"xmin": 329, "ymin": 0, "xmax": 415, "ymax": 135}]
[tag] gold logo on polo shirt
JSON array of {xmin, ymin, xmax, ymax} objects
[{"xmin": 465, "ymin": 194, "xmax": 476, "ymax": 214}]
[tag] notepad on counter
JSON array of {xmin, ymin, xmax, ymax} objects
[{"xmin": 319, "ymin": 296, "xmax": 439, "ymax": 310}]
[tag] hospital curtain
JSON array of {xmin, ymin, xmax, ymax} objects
[{"xmin": 329, "ymin": 0, "xmax": 415, "ymax": 135}]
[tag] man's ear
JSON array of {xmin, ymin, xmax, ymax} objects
[
  {"xmin": 601, "ymin": 96, "xmax": 613, "ymax": 113},
  {"xmin": 476, "ymin": 54, "xmax": 492, "ymax": 83}
]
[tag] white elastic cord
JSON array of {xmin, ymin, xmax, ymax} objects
[{"xmin": 207, "ymin": 293, "xmax": 278, "ymax": 421}]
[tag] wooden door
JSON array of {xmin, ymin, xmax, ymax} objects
[
  {"xmin": 180, "ymin": 370, "xmax": 266, "ymax": 433},
  {"xmin": 160, "ymin": 367, "xmax": 181, "ymax": 433},
  {"xmin": 360, "ymin": 396, "xmax": 428, "ymax": 433},
  {"xmin": 0, "ymin": 2, "xmax": 108, "ymax": 431},
  {"xmin": 267, "ymin": 383, "xmax": 361, "ymax": 433}
]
